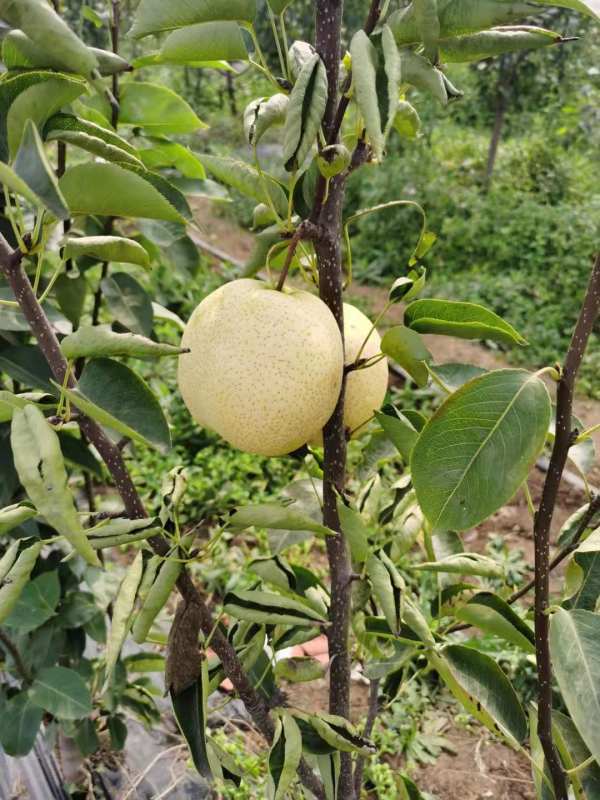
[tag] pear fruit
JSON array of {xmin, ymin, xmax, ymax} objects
[
  {"xmin": 343, "ymin": 303, "xmax": 389, "ymax": 435},
  {"xmin": 178, "ymin": 279, "xmax": 343, "ymax": 457},
  {"xmin": 309, "ymin": 303, "xmax": 389, "ymax": 443}
]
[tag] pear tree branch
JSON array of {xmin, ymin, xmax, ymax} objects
[
  {"xmin": 0, "ymin": 234, "xmax": 325, "ymax": 800},
  {"xmin": 533, "ymin": 252, "xmax": 600, "ymax": 800}
]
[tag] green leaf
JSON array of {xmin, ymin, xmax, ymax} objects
[
  {"xmin": 223, "ymin": 589, "xmax": 327, "ymax": 627},
  {"xmin": 431, "ymin": 363, "xmax": 487, "ymax": 391},
  {"xmin": 11, "ymin": 406, "xmax": 100, "ymax": 565},
  {"xmin": 274, "ymin": 657, "xmax": 327, "ymax": 684},
  {"xmin": 382, "ymin": 25, "xmax": 401, "ymax": 140},
  {"xmin": 132, "ymin": 555, "xmax": 182, "ymax": 643},
  {"xmin": 59, "ymin": 162, "xmax": 187, "ymax": 222},
  {"xmin": 105, "ymin": 552, "xmax": 144, "ymax": 685},
  {"xmin": 293, "ymin": 709, "xmax": 376, "ymax": 756},
  {"xmin": 3, "ymin": 569, "xmax": 58, "ymax": 632},
  {"xmin": 200, "ymin": 153, "xmax": 288, "ymax": 218},
  {"xmin": 0, "ymin": 161, "xmax": 40, "ymax": 210},
  {"xmin": 61, "ymin": 325, "xmax": 184, "ymax": 361},
  {"xmin": 11, "ymin": 120, "xmax": 68, "ymax": 219},
  {"xmin": 431, "ymin": 644, "xmax": 527, "ymax": 746},
  {"xmin": 412, "ymin": 369, "xmax": 551, "ymax": 531},
  {"xmin": 171, "ymin": 664, "xmax": 212, "ymax": 779},
  {"xmin": 440, "ymin": 26, "xmax": 565, "ymax": 62},
  {"xmin": 58, "ymin": 431, "xmax": 104, "ymax": 480},
  {"xmin": 123, "ymin": 652, "xmax": 166, "ymax": 673},
  {"xmin": 389, "ymin": 1, "xmax": 539, "ymax": 44},
  {"xmin": 101, "ymin": 272, "xmax": 153, "ymax": 336},
  {"xmin": 550, "ymin": 609, "xmax": 600, "ymax": 764},
  {"xmin": 350, "ymin": 31, "xmax": 384, "ymax": 161},
  {"xmin": 399, "ymin": 50, "xmax": 462, "ymax": 106},
  {"xmin": 54, "ymin": 273, "xmax": 88, "ymax": 328},
  {"xmin": 366, "ymin": 551, "xmax": 405, "ymax": 635},
  {"xmin": 155, "ymin": 21, "xmax": 248, "ymax": 64},
  {"xmin": 0, "ymin": 0, "xmax": 97, "ymax": 76},
  {"xmin": 116, "ymin": 82, "xmax": 206, "ymax": 135},
  {"xmin": 413, "ymin": 553, "xmax": 504, "ymax": 578},
  {"xmin": 393, "ymin": 100, "xmax": 422, "ymax": 139},
  {"xmin": 45, "ymin": 112, "xmax": 139, "ymax": 154},
  {"xmin": 337, "ymin": 499, "xmax": 370, "ymax": 563},
  {"xmin": 268, "ymin": 712, "xmax": 302, "ymax": 799},
  {"xmin": 138, "ymin": 141, "xmax": 205, "ymax": 179},
  {"xmin": 552, "ymin": 709, "xmax": 600, "ymax": 799},
  {"xmin": 57, "ymin": 358, "xmax": 172, "ymax": 453},
  {"xmin": 0, "ymin": 692, "xmax": 43, "ymax": 756},
  {"xmin": 380, "ymin": 326, "xmax": 432, "ymax": 387},
  {"xmin": 0, "ymin": 343, "xmax": 53, "ymax": 391},
  {"xmin": 414, "ymin": 0, "xmax": 441, "ymax": 61},
  {"xmin": 229, "ymin": 503, "xmax": 332, "ymax": 537},
  {"xmin": 405, "ymin": 299, "xmax": 527, "ymax": 346},
  {"xmin": 45, "ymin": 115, "xmax": 142, "ymax": 167},
  {"xmin": 455, "ymin": 592, "xmax": 535, "ymax": 653},
  {"xmin": 0, "ymin": 502, "xmax": 36, "ymax": 535},
  {"xmin": 389, "ymin": 267, "xmax": 426, "ymax": 304},
  {"xmin": 283, "ymin": 53, "xmax": 328, "ymax": 171},
  {"xmin": 30, "ymin": 666, "xmax": 92, "ymax": 720},
  {"xmin": 375, "ymin": 406, "xmax": 419, "ymax": 461},
  {"xmin": 244, "ymin": 94, "xmax": 289, "ymax": 146},
  {"xmin": 2, "ymin": 29, "xmax": 128, "ymax": 76},
  {"xmin": 268, "ymin": 0, "xmax": 292, "ymax": 11},
  {"xmin": 6, "ymin": 73, "xmax": 86, "ymax": 159},
  {"xmin": 317, "ymin": 144, "xmax": 351, "ymax": 179},
  {"xmin": 91, "ymin": 47, "xmax": 132, "ymax": 76},
  {"xmin": 130, "ymin": 0, "xmax": 256, "ymax": 38},
  {"xmin": 530, "ymin": 0, "xmax": 599, "ymax": 20},
  {"xmin": 63, "ymin": 236, "xmax": 150, "ymax": 270}
]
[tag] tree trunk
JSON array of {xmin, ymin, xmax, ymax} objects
[{"xmin": 313, "ymin": 2, "xmax": 355, "ymax": 797}]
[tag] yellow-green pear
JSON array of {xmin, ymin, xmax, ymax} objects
[
  {"xmin": 178, "ymin": 279, "xmax": 344, "ymax": 457},
  {"xmin": 309, "ymin": 304, "xmax": 389, "ymax": 443},
  {"xmin": 343, "ymin": 303, "xmax": 389, "ymax": 435}
]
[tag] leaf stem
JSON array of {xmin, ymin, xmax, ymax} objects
[
  {"xmin": 426, "ymin": 364, "xmax": 451, "ymax": 395},
  {"xmin": 576, "ymin": 422, "xmax": 600, "ymax": 443},
  {"xmin": 268, "ymin": 6, "xmax": 287, "ymax": 79}
]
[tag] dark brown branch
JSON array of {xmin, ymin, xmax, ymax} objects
[
  {"xmin": 533, "ymin": 253, "xmax": 600, "ymax": 800},
  {"xmin": 353, "ymin": 679, "xmax": 380, "ymax": 794},
  {"xmin": 313, "ymin": 2, "xmax": 356, "ymax": 797},
  {"xmin": 0, "ymin": 629, "xmax": 33, "ymax": 684},
  {"xmin": 0, "ymin": 235, "xmax": 325, "ymax": 800},
  {"xmin": 276, "ymin": 223, "xmax": 307, "ymax": 291}
]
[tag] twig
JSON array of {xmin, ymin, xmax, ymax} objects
[
  {"xmin": 533, "ymin": 253, "xmax": 600, "ymax": 800},
  {"xmin": 275, "ymin": 222, "xmax": 317, "ymax": 291},
  {"xmin": 508, "ymin": 494, "xmax": 600, "ymax": 605},
  {"xmin": 353, "ymin": 679, "xmax": 380, "ymax": 794},
  {"xmin": 445, "ymin": 493, "xmax": 600, "ymax": 636},
  {"xmin": 0, "ymin": 234, "xmax": 325, "ymax": 800},
  {"xmin": 0, "ymin": 629, "xmax": 33, "ymax": 684}
]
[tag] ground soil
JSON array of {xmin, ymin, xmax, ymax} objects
[{"xmin": 190, "ymin": 199, "xmax": 599, "ymax": 800}]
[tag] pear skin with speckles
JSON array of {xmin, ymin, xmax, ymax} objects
[
  {"xmin": 343, "ymin": 303, "xmax": 389, "ymax": 436},
  {"xmin": 178, "ymin": 279, "xmax": 344, "ymax": 456},
  {"xmin": 309, "ymin": 303, "xmax": 389, "ymax": 444}
]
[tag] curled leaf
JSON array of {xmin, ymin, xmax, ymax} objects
[{"xmin": 283, "ymin": 53, "xmax": 328, "ymax": 172}]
